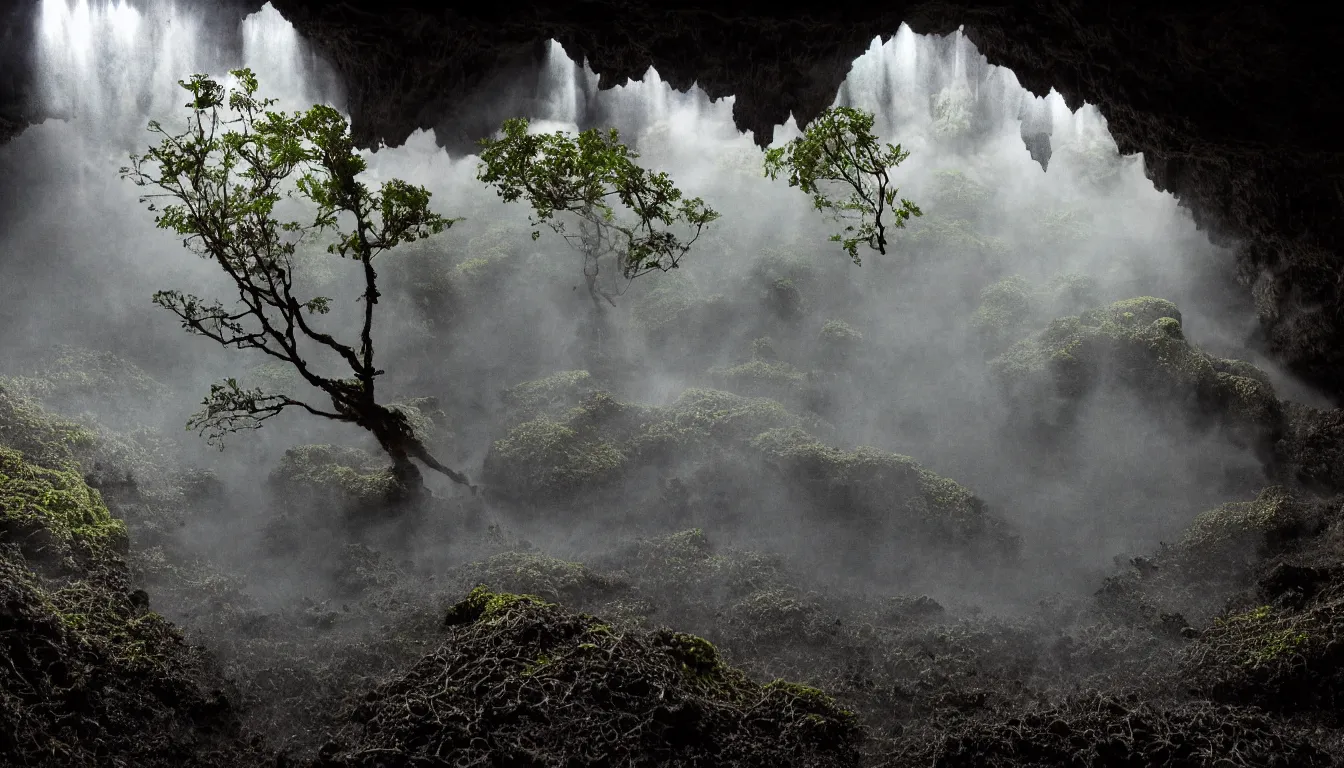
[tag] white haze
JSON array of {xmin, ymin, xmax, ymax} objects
[{"xmin": 1, "ymin": 1, "xmax": 1326, "ymax": 608}]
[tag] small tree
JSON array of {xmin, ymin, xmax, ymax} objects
[
  {"xmin": 763, "ymin": 106, "xmax": 922, "ymax": 265},
  {"xmin": 122, "ymin": 69, "xmax": 474, "ymax": 493},
  {"xmin": 475, "ymin": 118, "xmax": 719, "ymax": 308}
]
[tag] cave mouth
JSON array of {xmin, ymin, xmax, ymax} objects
[
  {"xmin": 5, "ymin": 2, "xmax": 1344, "ymax": 766},
  {"xmin": 8, "ymin": 0, "xmax": 1296, "ymax": 590}
]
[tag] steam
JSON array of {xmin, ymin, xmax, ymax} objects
[{"xmin": 2, "ymin": 0, "xmax": 1319, "ymax": 609}]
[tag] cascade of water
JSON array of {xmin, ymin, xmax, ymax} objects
[
  {"xmin": 241, "ymin": 3, "xmax": 342, "ymax": 112},
  {"xmin": 34, "ymin": 0, "xmax": 335, "ymax": 147}
]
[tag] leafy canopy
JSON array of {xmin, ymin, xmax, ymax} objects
[
  {"xmin": 120, "ymin": 69, "xmax": 465, "ymax": 486},
  {"xmin": 476, "ymin": 118, "xmax": 719, "ymax": 303},
  {"xmin": 763, "ymin": 106, "xmax": 922, "ymax": 265}
]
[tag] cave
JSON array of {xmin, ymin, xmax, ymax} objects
[
  {"xmin": 4, "ymin": 0, "xmax": 1339, "ymax": 397},
  {"xmin": 3, "ymin": 1, "xmax": 1344, "ymax": 766}
]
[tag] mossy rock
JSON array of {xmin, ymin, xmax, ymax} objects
[
  {"xmin": 388, "ymin": 396, "xmax": 452, "ymax": 447},
  {"xmin": 482, "ymin": 414, "xmax": 629, "ymax": 501},
  {"xmin": 269, "ymin": 444, "xmax": 409, "ymax": 510},
  {"xmin": 726, "ymin": 588, "xmax": 836, "ymax": 646},
  {"xmin": 456, "ymin": 551, "xmax": 625, "ymax": 605},
  {"xmin": 331, "ymin": 587, "xmax": 861, "ymax": 766},
  {"xmin": 1274, "ymin": 403, "xmax": 1344, "ymax": 493},
  {"xmin": 3, "ymin": 345, "xmax": 169, "ymax": 421},
  {"xmin": 708, "ymin": 359, "xmax": 810, "ymax": 402},
  {"xmin": 499, "ymin": 370, "xmax": 597, "ymax": 424},
  {"xmin": 990, "ymin": 297, "xmax": 1281, "ymax": 446},
  {"xmin": 750, "ymin": 427, "xmax": 1017, "ymax": 556},
  {"xmin": 0, "ymin": 549, "xmax": 262, "ymax": 767},
  {"xmin": 1180, "ymin": 486, "xmax": 1319, "ymax": 559},
  {"xmin": 1183, "ymin": 596, "xmax": 1344, "ymax": 716},
  {"xmin": 971, "ymin": 276, "xmax": 1036, "ymax": 352},
  {"xmin": 0, "ymin": 446, "xmax": 127, "ymax": 565},
  {"xmin": 0, "ymin": 385, "xmax": 97, "ymax": 472}
]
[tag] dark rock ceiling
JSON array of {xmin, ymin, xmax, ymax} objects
[{"xmin": 2, "ymin": 0, "xmax": 1342, "ymax": 399}]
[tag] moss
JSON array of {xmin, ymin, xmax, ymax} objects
[
  {"xmin": 663, "ymin": 631, "xmax": 720, "ymax": 672},
  {"xmin": 990, "ymin": 297, "xmax": 1279, "ymax": 442},
  {"xmin": 484, "ymin": 417, "xmax": 627, "ymax": 498},
  {"xmin": 459, "ymin": 551, "xmax": 620, "ymax": 604},
  {"xmin": 0, "ymin": 446, "xmax": 127, "ymax": 559},
  {"xmin": 709, "ymin": 359, "xmax": 809, "ymax": 401},
  {"xmin": 972, "ymin": 276, "xmax": 1036, "ymax": 352},
  {"xmin": 633, "ymin": 389, "xmax": 802, "ymax": 457},
  {"xmin": 442, "ymin": 585, "xmax": 550, "ymax": 626},
  {"xmin": 1211, "ymin": 606, "xmax": 1310, "ymax": 667},
  {"xmin": 750, "ymin": 427, "xmax": 1013, "ymax": 553},
  {"xmin": 269, "ymin": 444, "xmax": 406, "ymax": 508},
  {"xmin": 1091, "ymin": 296, "xmax": 1182, "ymax": 327},
  {"xmin": 1181, "ymin": 486, "xmax": 1305, "ymax": 554},
  {"xmin": 3, "ymin": 345, "xmax": 168, "ymax": 419},
  {"xmin": 0, "ymin": 386, "xmax": 97, "ymax": 471},
  {"xmin": 501, "ymin": 370, "xmax": 596, "ymax": 423}
]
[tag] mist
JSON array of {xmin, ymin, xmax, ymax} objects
[{"xmin": 1, "ymin": 1, "xmax": 1332, "ymax": 760}]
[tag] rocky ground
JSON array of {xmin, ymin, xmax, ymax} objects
[{"xmin": 5, "ymin": 291, "xmax": 1344, "ymax": 766}]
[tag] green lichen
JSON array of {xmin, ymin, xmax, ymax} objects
[
  {"xmin": 442, "ymin": 586, "xmax": 550, "ymax": 627},
  {"xmin": 1212, "ymin": 606, "xmax": 1310, "ymax": 667},
  {"xmin": 0, "ymin": 446, "xmax": 127, "ymax": 558}
]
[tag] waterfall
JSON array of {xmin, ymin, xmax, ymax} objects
[{"xmin": 34, "ymin": 0, "xmax": 336, "ymax": 147}]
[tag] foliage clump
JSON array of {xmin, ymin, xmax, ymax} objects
[
  {"xmin": 1180, "ymin": 486, "xmax": 1318, "ymax": 560},
  {"xmin": 764, "ymin": 106, "xmax": 921, "ymax": 263},
  {"xmin": 709, "ymin": 359, "xmax": 810, "ymax": 402},
  {"xmin": 476, "ymin": 117, "xmax": 718, "ymax": 305},
  {"xmin": 1274, "ymin": 402, "xmax": 1344, "ymax": 493},
  {"xmin": 0, "ymin": 447, "xmax": 128, "ymax": 565},
  {"xmin": 322, "ymin": 587, "xmax": 861, "ymax": 766},
  {"xmin": 990, "ymin": 297, "xmax": 1281, "ymax": 447},
  {"xmin": 456, "ymin": 551, "xmax": 626, "ymax": 605},
  {"xmin": 750, "ymin": 427, "xmax": 1017, "ymax": 557},
  {"xmin": 890, "ymin": 692, "xmax": 1335, "ymax": 767},
  {"xmin": 269, "ymin": 444, "xmax": 411, "ymax": 510},
  {"xmin": 971, "ymin": 276, "xmax": 1036, "ymax": 352},
  {"xmin": 3, "ymin": 346, "xmax": 169, "ymax": 424},
  {"xmin": 500, "ymin": 370, "xmax": 597, "ymax": 424}
]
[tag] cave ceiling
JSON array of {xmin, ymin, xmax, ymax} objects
[{"xmin": 1, "ymin": 0, "xmax": 1341, "ymax": 399}]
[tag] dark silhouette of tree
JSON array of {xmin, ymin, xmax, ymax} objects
[{"xmin": 123, "ymin": 68, "xmax": 473, "ymax": 493}]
